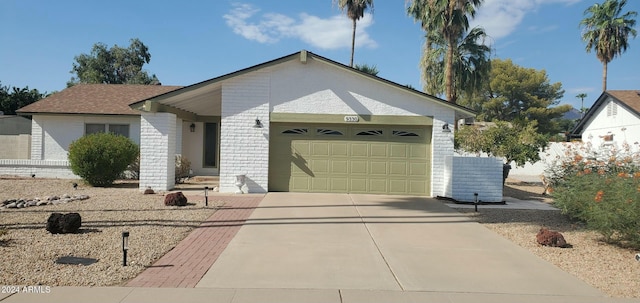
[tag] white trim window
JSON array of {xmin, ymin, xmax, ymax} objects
[{"xmin": 85, "ymin": 123, "xmax": 130, "ymax": 138}]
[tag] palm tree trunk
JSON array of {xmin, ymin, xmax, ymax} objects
[
  {"xmin": 350, "ymin": 19, "xmax": 356, "ymax": 67},
  {"xmin": 445, "ymin": 37, "xmax": 455, "ymax": 103},
  {"xmin": 602, "ymin": 61, "xmax": 608, "ymax": 91}
]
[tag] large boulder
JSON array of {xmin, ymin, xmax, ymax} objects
[
  {"xmin": 46, "ymin": 213, "xmax": 82, "ymax": 234},
  {"xmin": 164, "ymin": 192, "xmax": 187, "ymax": 206},
  {"xmin": 536, "ymin": 228, "xmax": 570, "ymax": 248}
]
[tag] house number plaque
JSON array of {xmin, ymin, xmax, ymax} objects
[{"xmin": 344, "ymin": 116, "xmax": 359, "ymax": 122}]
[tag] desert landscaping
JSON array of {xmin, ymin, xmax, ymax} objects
[{"xmin": 0, "ymin": 177, "xmax": 638, "ymax": 298}]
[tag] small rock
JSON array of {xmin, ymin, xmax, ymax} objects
[
  {"xmin": 62, "ymin": 193, "xmax": 71, "ymax": 199},
  {"xmin": 143, "ymin": 187, "xmax": 154, "ymax": 195},
  {"xmin": 6, "ymin": 202, "xmax": 17, "ymax": 208},
  {"xmin": 536, "ymin": 228, "xmax": 571, "ymax": 248},
  {"xmin": 37, "ymin": 201, "xmax": 48, "ymax": 206},
  {"xmin": 48, "ymin": 196, "xmax": 59, "ymax": 201},
  {"xmin": 75, "ymin": 195, "xmax": 89, "ymax": 200},
  {"xmin": 16, "ymin": 202, "xmax": 25, "ymax": 208},
  {"xmin": 26, "ymin": 201, "xmax": 37, "ymax": 207},
  {"xmin": 164, "ymin": 192, "xmax": 188, "ymax": 206}
]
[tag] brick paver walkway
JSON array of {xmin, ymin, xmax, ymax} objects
[{"xmin": 126, "ymin": 194, "xmax": 264, "ymax": 288}]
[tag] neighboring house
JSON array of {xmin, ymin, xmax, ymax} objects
[
  {"xmin": 0, "ymin": 115, "xmax": 32, "ymax": 135},
  {"xmin": 17, "ymin": 84, "xmax": 182, "ymax": 160},
  {"xmin": 14, "ymin": 50, "xmax": 488, "ymax": 198},
  {"xmin": 571, "ymin": 90, "xmax": 640, "ymax": 146},
  {"xmin": 0, "ymin": 115, "xmax": 32, "ymax": 159}
]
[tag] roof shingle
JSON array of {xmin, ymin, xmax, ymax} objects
[
  {"xmin": 17, "ymin": 84, "xmax": 182, "ymax": 115},
  {"xmin": 608, "ymin": 90, "xmax": 640, "ymax": 115}
]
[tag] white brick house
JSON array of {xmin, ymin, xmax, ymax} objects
[
  {"xmin": 130, "ymin": 51, "xmax": 476, "ymax": 197},
  {"xmin": 10, "ymin": 51, "xmax": 488, "ymax": 198}
]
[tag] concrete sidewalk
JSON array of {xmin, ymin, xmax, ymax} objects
[
  {"xmin": 3, "ymin": 193, "xmax": 638, "ymax": 303},
  {"xmin": 3, "ymin": 286, "xmax": 636, "ymax": 303}
]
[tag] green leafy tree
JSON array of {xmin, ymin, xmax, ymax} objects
[
  {"xmin": 354, "ymin": 63, "xmax": 379, "ymax": 76},
  {"xmin": 0, "ymin": 82, "xmax": 46, "ymax": 115},
  {"xmin": 408, "ymin": 0, "xmax": 489, "ymax": 101},
  {"xmin": 580, "ymin": 0, "xmax": 637, "ymax": 91},
  {"xmin": 334, "ymin": 0, "xmax": 374, "ymax": 67},
  {"xmin": 455, "ymin": 121, "xmax": 547, "ymax": 167},
  {"xmin": 68, "ymin": 132, "xmax": 139, "ymax": 187},
  {"xmin": 458, "ymin": 58, "xmax": 570, "ymax": 136},
  {"xmin": 68, "ymin": 38, "xmax": 160, "ymax": 86}
]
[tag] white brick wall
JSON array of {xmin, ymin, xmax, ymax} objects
[
  {"xmin": 0, "ymin": 159, "xmax": 78, "ymax": 179},
  {"xmin": 31, "ymin": 118, "xmax": 44, "ymax": 160},
  {"xmin": 431, "ymin": 113, "xmax": 455, "ymax": 197},
  {"xmin": 219, "ymin": 72, "xmax": 270, "ymax": 193},
  {"xmin": 447, "ymin": 156, "xmax": 503, "ymax": 202},
  {"xmin": 139, "ymin": 112, "xmax": 176, "ymax": 191}
]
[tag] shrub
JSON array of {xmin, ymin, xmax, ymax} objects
[
  {"xmin": 68, "ymin": 132, "xmax": 139, "ymax": 187},
  {"xmin": 544, "ymin": 141, "xmax": 640, "ymax": 248},
  {"xmin": 175, "ymin": 155, "xmax": 191, "ymax": 183}
]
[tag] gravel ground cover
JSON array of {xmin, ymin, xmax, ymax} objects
[
  {"xmin": 0, "ymin": 178, "xmax": 217, "ymax": 287},
  {"xmin": 457, "ymin": 178, "xmax": 640, "ymax": 298},
  {"xmin": 1, "ymin": 177, "xmax": 638, "ymax": 298}
]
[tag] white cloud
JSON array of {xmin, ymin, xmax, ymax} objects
[
  {"xmin": 223, "ymin": 3, "xmax": 377, "ymax": 50},
  {"xmin": 470, "ymin": 0, "xmax": 581, "ymax": 40}
]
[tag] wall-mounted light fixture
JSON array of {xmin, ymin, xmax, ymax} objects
[
  {"xmin": 122, "ymin": 231, "xmax": 130, "ymax": 266},
  {"xmin": 190, "ymin": 123, "xmax": 196, "ymax": 133},
  {"xmin": 253, "ymin": 117, "xmax": 263, "ymax": 128},
  {"xmin": 442, "ymin": 124, "xmax": 451, "ymax": 133}
]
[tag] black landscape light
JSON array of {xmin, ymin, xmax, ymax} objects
[
  {"xmin": 204, "ymin": 186, "xmax": 209, "ymax": 207},
  {"xmin": 474, "ymin": 193, "xmax": 479, "ymax": 212},
  {"xmin": 122, "ymin": 231, "xmax": 129, "ymax": 266}
]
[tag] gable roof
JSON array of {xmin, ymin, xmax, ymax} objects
[
  {"xmin": 571, "ymin": 90, "xmax": 640, "ymax": 136},
  {"xmin": 130, "ymin": 50, "xmax": 476, "ymax": 119},
  {"xmin": 17, "ymin": 84, "xmax": 182, "ymax": 116}
]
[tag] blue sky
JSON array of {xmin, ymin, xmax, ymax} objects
[{"xmin": 1, "ymin": 0, "xmax": 638, "ymax": 110}]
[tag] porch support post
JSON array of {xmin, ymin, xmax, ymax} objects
[
  {"xmin": 431, "ymin": 116, "xmax": 455, "ymax": 197},
  {"xmin": 139, "ymin": 112, "xmax": 177, "ymax": 191}
]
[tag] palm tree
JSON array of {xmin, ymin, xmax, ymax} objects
[
  {"xmin": 334, "ymin": 0, "xmax": 374, "ymax": 67},
  {"xmin": 575, "ymin": 93, "xmax": 587, "ymax": 118},
  {"xmin": 580, "ymin": 0, "xmax": 637, "ymax": 91},
  {"xmin": 354, "ymin": 63, "xmax": 379, "ymax": 76},
  {"xmin": 408, "ymin": 0, "xmax": 484, "ymax": 103}
]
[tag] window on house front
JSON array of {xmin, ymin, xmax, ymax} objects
[
  {"xmin": 85, "ymin": 123, "xmax": 130, "ymax": 137},
  {"xmin": 85, "ymin": 124, "xmax": 106, "ymax": 135}
]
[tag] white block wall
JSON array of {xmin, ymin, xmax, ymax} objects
[
  {"xmin": 446, "ymin": 156, "xmax": 503, "ymax": 202},
  {"xmin": 139, "ymin": 112, "xmax": 176, "ymax": 191},
  {"xmin": 219, "ymin": 72, "xmax": 270, "ymax": 193},
  {"xmin": 431, "ymin": 115, "xmax": 455, "ymax": 197},
  {"xmin": 31, "ymin": 118, "xmax": 44, "ymax": 160},
  {"xmin": 0, "ymin": 159, "xmax": 78, "ymax": 179}
]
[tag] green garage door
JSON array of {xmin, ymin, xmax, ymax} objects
[{"xmin": 269, "ymin": 123, "xmax": 431, "ymax": 195}]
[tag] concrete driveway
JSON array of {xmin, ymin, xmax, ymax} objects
[{"xmin": 196, "ymin": 193, "xmax": 604, "ymax": 299}]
